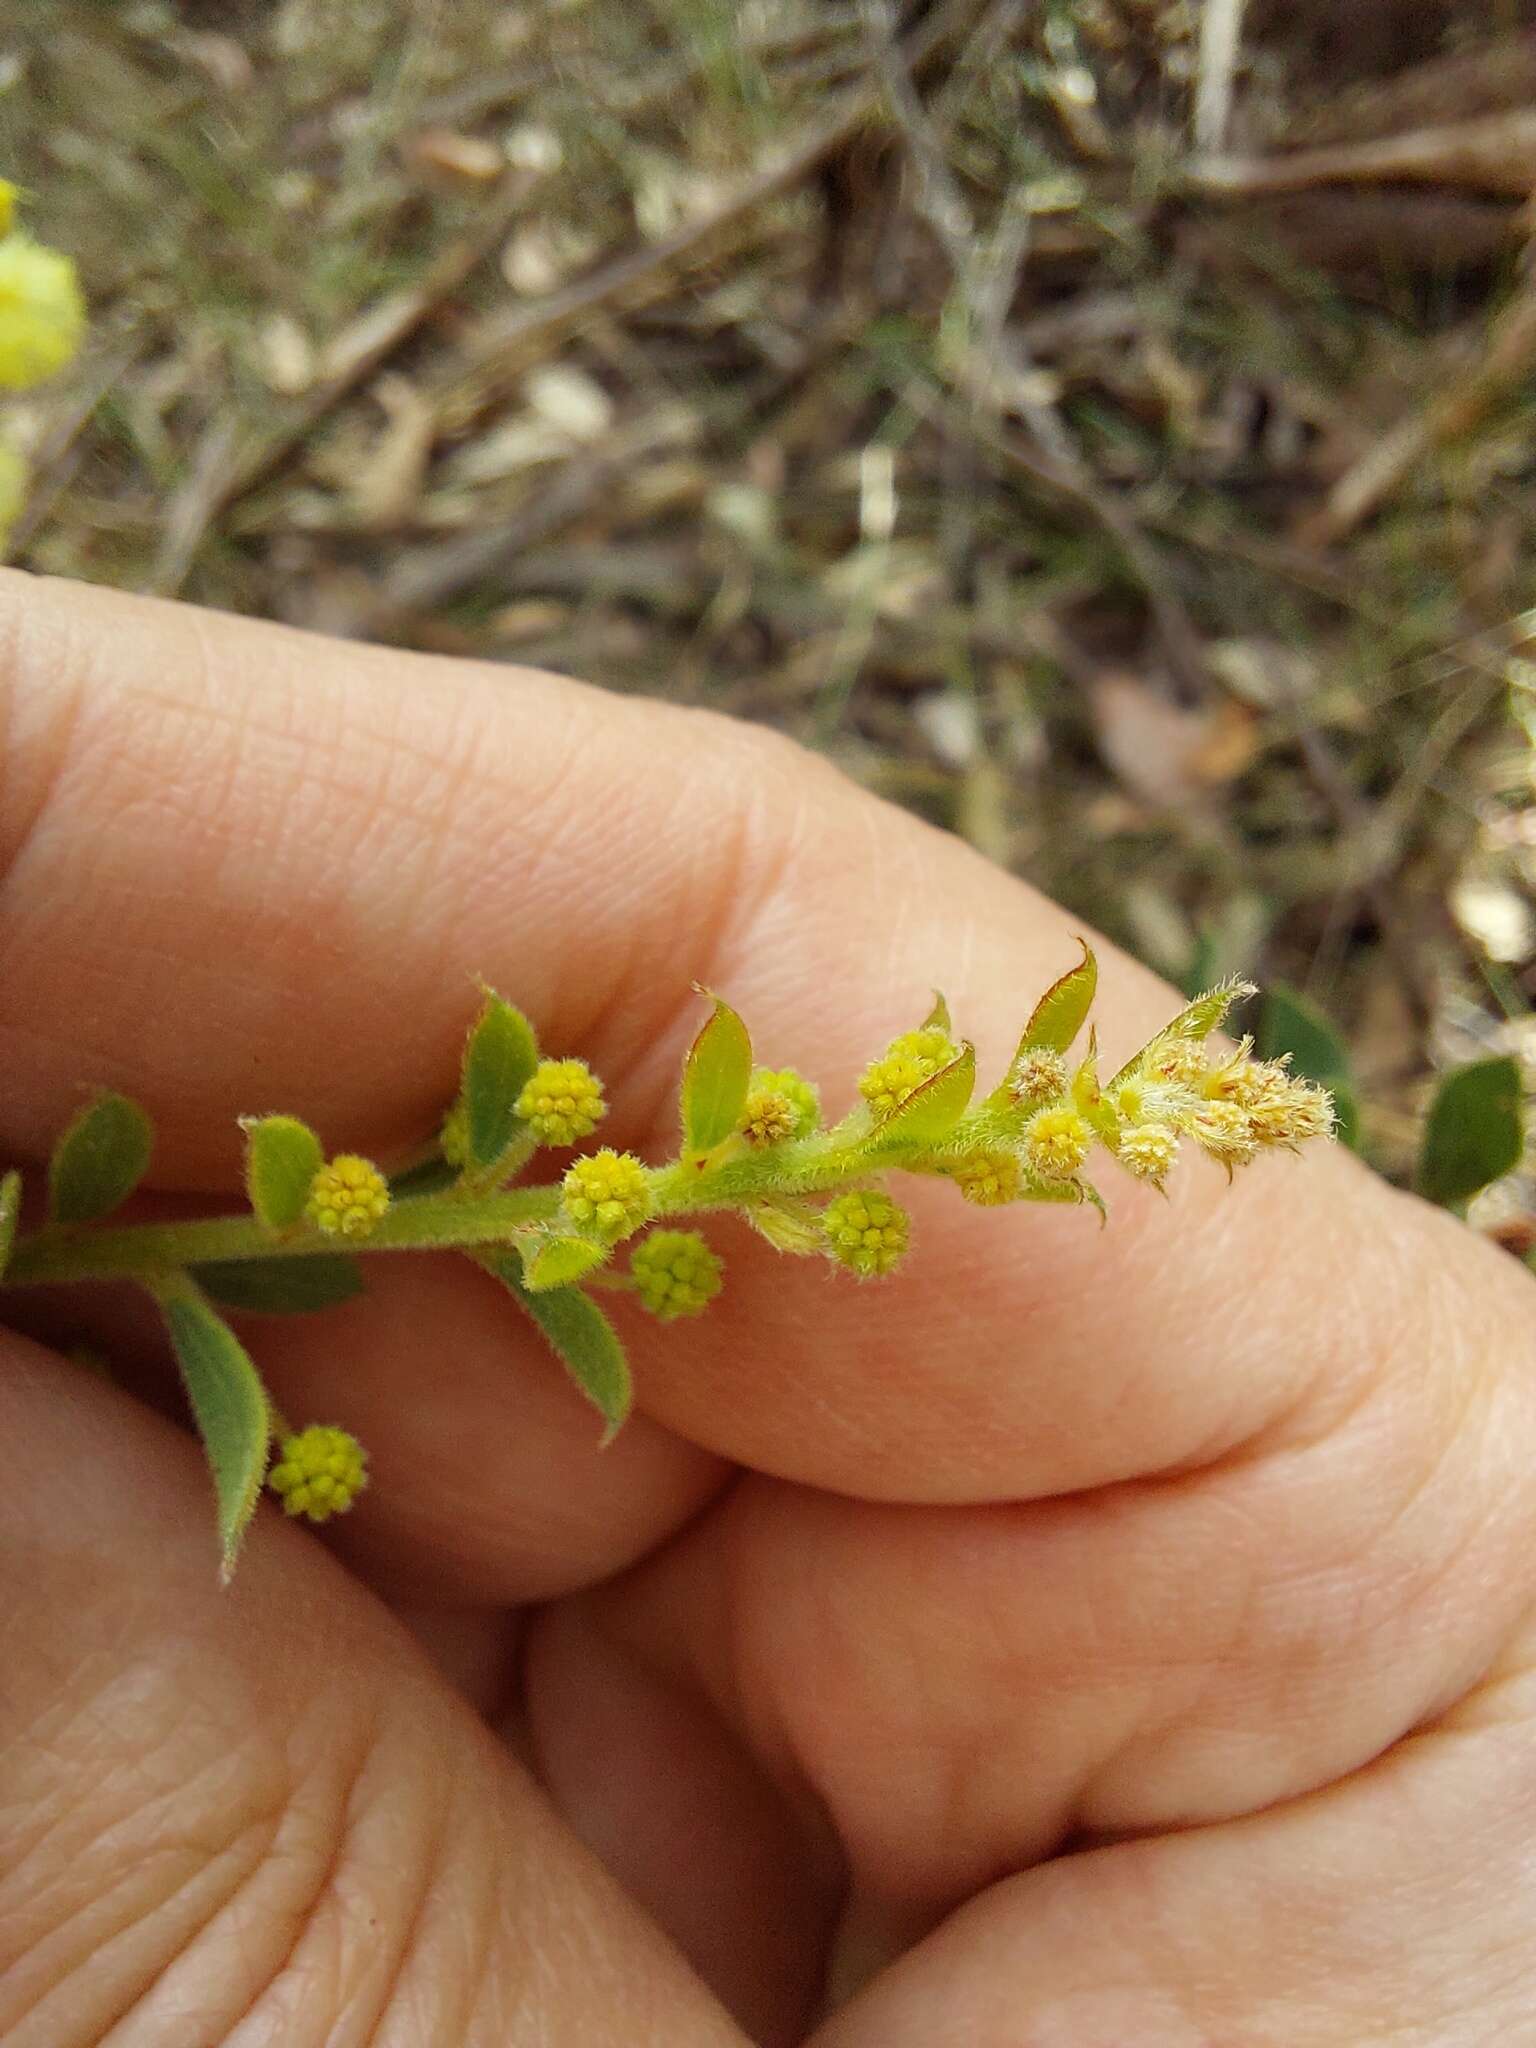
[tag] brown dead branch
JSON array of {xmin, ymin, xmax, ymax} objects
[
  {"xmin": 435, "ymin": 1, "xmax": 971, "ymax": 437},
  {"xmin": 1299, "ymin": 266, "xmax": 1536, "ymax": 548},
  {"xmin": 861, "ymin": 0, "xmax": 1211, "ymax": 699},
  {"xmin": 1192, "ymin": 111, "xmax": 1536, "ymax": 201},
  {"xmin": 156, "ymin": 172, "xmax": 540, "ymax": 587}
]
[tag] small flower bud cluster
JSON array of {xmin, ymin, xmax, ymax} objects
[
  {"xmin": 1116, "ymin": 1122, "xmax": 1179, "ymax": 1182},
  {"xmin": 739, "ymin": 1066, "xmax": 819, "ymax": 1146},
  {"xmin": 1007, "ymin": 1047, "xmax": 1069, "ymax": 1107},
  {"xmin": 561, "ymin": 1148, "xmax": 652, "ymax": 1240},
  {"xmin": 516, "ymin": 1058, "xmax": 607, "ymax": 1145},
  {"xmin": 630, "ymin": 1229, "xmax": 724, "ymax": 1319},
  {"xmin": 1022, "ymin": 1105, "xmax": 1094, "ymax": 1184},
  {"xmin": 440, "ymin": 1101, "xmax": 470, "ymax": 1167},
  {"xmin": 950, "ymin": 1149, "xmax": 1022, "ymax": 1206},
  {"xmin": 823, "ymin": 1189, "xmax": 909, "ymax": 1276},
  {"xmin": 739, "ymin": 1089, "xmax": 797, "ymax": 1147},
  {"xmin": 751, "ymin": 1067, "xmax": 819, "ymax": 1134},
  {"xmin": 859, "ymin": 1027, "xmax": 958, "ymax": 1118},
  {"xmin": 306, "ymin": 1155, "xmax": 390, "ymax": 1238},
  {"xmin": 267, "ymin": 1425, "xmax": 368, "ymax": 1523}
]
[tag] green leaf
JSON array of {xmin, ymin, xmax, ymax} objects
[
  {"xmin": 0, "ymin": 1168, "xmax": 19, "ymax": 1282},
  {"xmin": 462, "ymin": 991, "xmax": 539, "ymax": 1173},
  {"xmin": 920, "ymin": 990, "xmax": 953, "ymax": 1035},
  {"xmin": 478, "ymin": 1250, "xmax": 632, "ymax": 1440},
  {"xmin": 1112, "ymin": 975, "xmax": 1258, "ymax": 1087},
  {"xmin": 517, "ymin": 1231, "xmax": 610, "ymax": 1292},
  {"xmin": 242, "ymin": 1114, "xmax": 323, "ymax": 1229},
  {"xmin": 194, "ymin": 1254, "xmax": 365, "ymax": 1316},
  {"xmin": 1257, "ymin": 985, "xmax": 1362, "ymax": 1152},
  {"xmin": 680, "ymin": 991, "xmax": 753, "ymax": 1153},
  {"xmin": 1018, "ymin": 942, "xmax": 1097, "ymax": 1055},
  {"xmin": 1164, "ymin": 976, "xmax": 1256, "ymax": 1044},
  {"xmin": 1417, "ymin": 1056, "xmax": 1525, "ymax": 1213},
  {"xmin": 153, "ymin": 1279, "xmax": 272, "ymax": 1580},
  {"xmin": 868, "ymin": 1043, "xmax": 976, "ymax": 1146},
  {"xmin": 48, "ymin": 1091, "xmax": 154, "ymax": 1225}
]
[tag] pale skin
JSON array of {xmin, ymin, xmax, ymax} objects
[{"xmin": 2, "ymin": 567, "xmax": 1535, "ymax": 2047}]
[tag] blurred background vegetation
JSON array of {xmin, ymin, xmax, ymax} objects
[{"xmin": 5, "ymin": 0, "xmax": 1536, "ymax": 1212}]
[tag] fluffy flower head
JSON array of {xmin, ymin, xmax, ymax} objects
[
  {"xmin": 739, "ymin": 1088, "xmax": 798, "ymax": 1148},
  {"xmin": 1022, "ymin": 1106, "xmax": 1093, "ymax": 1183},
  {"xmin": 1117, "ymin": 1122, "xmax": 1179, "ymax": 1184},
  {"xmin": 1007, "ymin": 1047, "xmax": 1069, "ymax": 1107}
]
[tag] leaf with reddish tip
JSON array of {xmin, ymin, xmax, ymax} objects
[{"xmin": 1017, "ymin": 942, "xmax": 1097, "ymax": 1057}]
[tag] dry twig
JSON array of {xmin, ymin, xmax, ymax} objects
[
  {"xmin": 860, "ymin": 0, "xmax": 1211, "ymax": 698},
  {"xmin": 1192, "ymin": 111, "xmax": 1536, "ymax": 201},
  {"xmin": 1192, "ymin": 0, "xmax": 1249, "ymax": 155},
  {"xmin": 437, "ymin": 1, "xmax": 970, "ymax": 435},
  {"xmin": 1300, "ymin": 266, "xmax": 1536, "ymax": 548}
]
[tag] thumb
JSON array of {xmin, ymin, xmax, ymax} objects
[{"xmin": 0, "ymin": 1328, "xmax": 745, "ymax": 2048}]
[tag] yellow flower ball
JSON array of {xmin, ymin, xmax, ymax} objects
[
  {"xmin": 823, "ymin": 1189, "xmax": 909, "ymax": 1276},
  {"xmin": 1188, "ymin": 1099, "xmax": 1259, "ymax": 1168},
  {"xmin": 950, "ymin": 1149, "xmax": 1023, "ymax": 1206},
  {"xmin": 561, "ymin": 1148, "xmax": 651, "ymax": 1241},
  {"xmin": 749, "ymin": 1066, "xmax": 820, "ymax": 1137},
  {"xmin": 516, "ymin": 1057, "xmax": 607, "ymax": 1146},
  {"xmin": 267, "ymin": 1425, "xmax": 368, "ymax": 1524},
  {"xmin": 738, "ymin": 1087, "xmax": 798, "ymax": 1147},
  {"xmin": 859, "ymin": 1028, "xmax": 957, "ymax": 1118},
  {"xmin": 305, "ymin": 1154, "xmax": 390, "ymax": 1238},
  {"xmin": 440, "ymin": 1100, "xmax": 470, "ymax": 1167},
  {"xmin": 1022, "ymin": 1106, "xmax": 1092, "ymax": 1183},
  {"xmin": 630, "ymin": 1229, "xmax": 724, "ymax": 1320},
  {"xmin": 1007, "ymin": 1047, "xmax": 1069, "ymax": 1108},
  {"xmin": 1117, "ymin": 1122, "xmax": 1179, "ymax": 1183},
  {"xmin": 0, "ymin": 234, "xmax": 85, "ymax": 391}
]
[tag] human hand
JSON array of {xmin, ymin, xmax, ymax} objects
[{"xmin": 3, "ymin": 569, "xmax": 1534, "ymax": 2047}]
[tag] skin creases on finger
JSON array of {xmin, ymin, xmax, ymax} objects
[
  {"xmin": 240, "ymin": 1251, "xmax": 728, "ymax": 1609},
  {"xmin": 525, "ymin": 1197, "xmax": 1536, "ymax": 1938},
  {"xmin": 0, "ymin": 1329, "xmax": 749, "ymax": 2048},
  {"xmin": 806, "ymin": 1637, "xmax": 1536, "ymax": 2047}
]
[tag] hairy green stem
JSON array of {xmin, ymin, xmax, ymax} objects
[
  {"xmin": 2, "ymin": 1125, "xmax": 983, "ymax": 1294},
  {"xmin": 4, "ymin": 1183, "xmax": 563, "ymax": 1287}
]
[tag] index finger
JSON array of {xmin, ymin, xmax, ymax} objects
[{"xmin": 3, "ymin": 569, "xmax": 1512, "ymax": 1513}]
